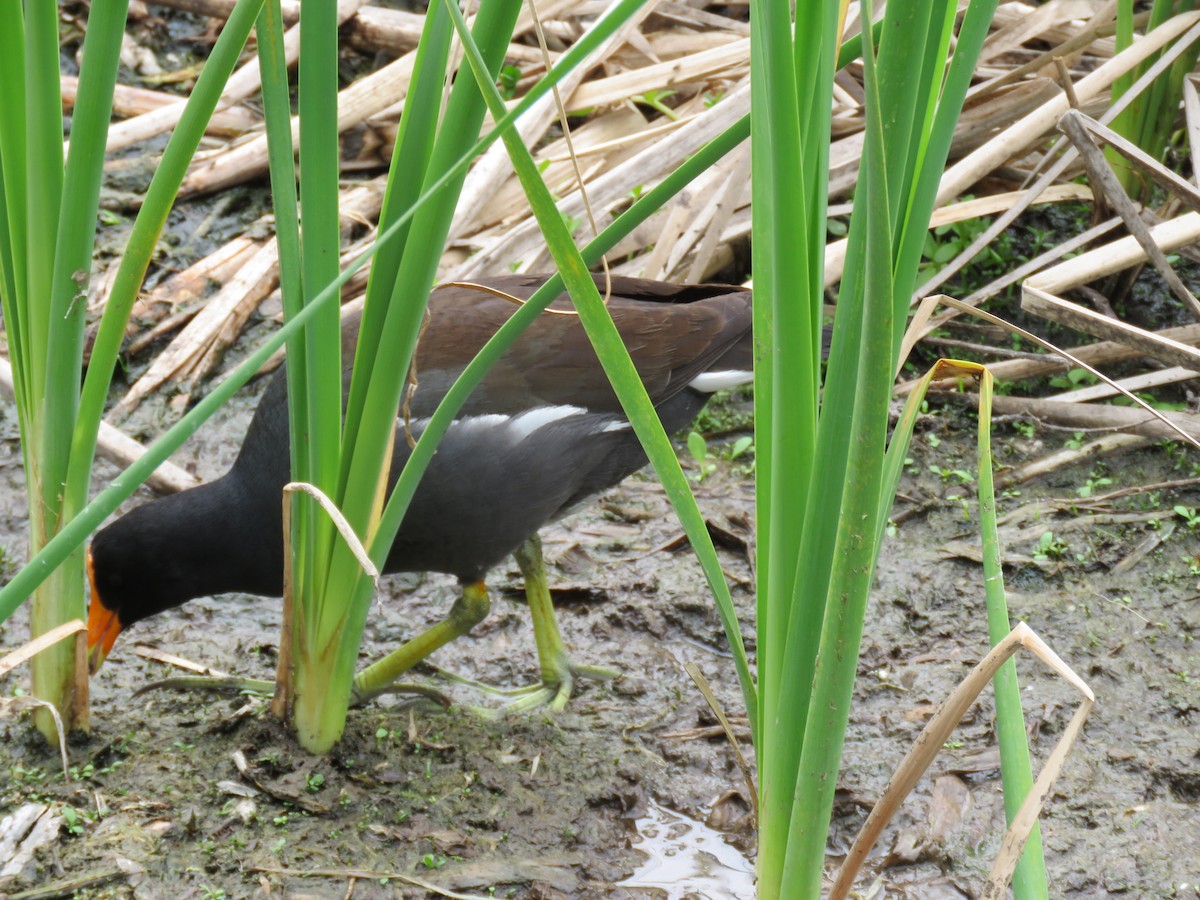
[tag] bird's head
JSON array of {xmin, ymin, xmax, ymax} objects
[{"xmin": 86, "ymin": 496, "xmax": 222, "ymax": 674}]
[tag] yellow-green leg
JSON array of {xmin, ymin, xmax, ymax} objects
[
  {"xmin": 350, "ymin": 580, "xmax": 491, "ymax": 706},
  {"xmin": 506, "ymin": 534, "xmax": 617, "ymax": 712}
]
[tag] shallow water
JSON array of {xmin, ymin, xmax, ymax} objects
[{"xmin": 620, "ymin": 798, "xmax": 755, "ymax": 899}]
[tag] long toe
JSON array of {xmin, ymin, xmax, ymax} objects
[
  {"xmin": 348, "ymin": 681, "xmax": 452, "ymax": 710},
  {"xmin": 502, "ymin": 656, "xmax": 620, "ymax": 715},
  {"xmin": 133, "ymin": 675, "xmax": 276, "ymax": 698}
]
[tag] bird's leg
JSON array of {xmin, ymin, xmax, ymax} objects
[
  {"xmin": 504, "ymin": 534, "xmax": 618, "ymax": 713},
  {"xmin": 350, "ymin": 580, "xmax": 491, "ymax": 706}
]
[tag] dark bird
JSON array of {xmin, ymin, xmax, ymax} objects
[{"xmin": 87, "ymin": 274, "xmax": 752, "ymax": 709}]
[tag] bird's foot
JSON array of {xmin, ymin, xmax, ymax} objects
[
  {"xmin": 348, "ymin": 681, "xmax": 452, "ymax": 710},
  {"xmin": 497, "ymin": 656, "xmax": 619, "ymax": 715},
  {"xmin": 133, "ymin": 675, "xmax": 276, "ymax": 698}
]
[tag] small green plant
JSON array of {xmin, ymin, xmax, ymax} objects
[
  {"xmin": 928, "ymin": 464, "xmax": 974, "ymax": 485},
  {"xmin": 1033, "ymin": 531, "xmax": 1069, "ymax": 562},
  {"xmin": 10, "ymin": 765, "xmax": 46, "ymax": 785},
  {"xmin": 422, "ymin": 853, "xmax": 448, "ymax": 869},
  {"xmin": 727, "ymin": 435, "xmax": 754, "ymax": 461},
  {"xmin": 1078, "ymin": 472, "xmax": 1113, "ymax": 498},
  {"xmin": 199, "ymin": 887, "xmax": 227, "ymax": 900},
  {"xmin": 1174, "ymin": 505, "xmax": 1200, "ymax": 528},
  {"xmin": 258, "ymin": 750, "xmax": 283, "ymax": 768},
  {"xmin": 686, "ymin": 432, "xmax": 718, "ymax": 481},
  {"xmin": 496, "ymin": 64, "xmax": 521, "ymax": 100},
  {"xmin": 1048, "ymin": 368, "xmax": 1098, "ymax": 391},
  {"xmin": 306, "ymin": 772, "xmax": 325, "ymax": 792},
  {"xmin": 916, "ymin": 212, "xmax": 1015, "ymax": 290},
  {"xmin": 59, "ymin": 805, "xmax": 85, "ymax": 835},
  {"xmin": 632, "ymin": 89, "xmax": 678, "ymax": 119},
  {"xmin": 1064, "ymin": 432, "xmax": 1085, "ymax": 451}
]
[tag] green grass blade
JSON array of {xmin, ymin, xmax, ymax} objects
[
  {"xmin": 0, "ymin": 5, "xmax": 29, "ymax": 411},
  {"xmin": 342, "ymin": 4, "xmax": 454, "ymax": 461},
  {"xmin": 43, "ymin": 0, "xmax": 129, "ymax": 519},
  {"xmin": 752, "ymin": 0, "xmax": 819, "ymax": 706},
  {"xmin": 781, "ymin": 5, "xmax": 895, "ymax": 888},
  {"xmin": 297, "ymin": 0, "xmax": 342, "ymax": 494},
  {"xmin": 893, "ymin": 0, "xmax": 998, "ymax": 339},
  {"xmin": 293, "ymin": 0, "xmax": 344, "ymax": 621},
  {"xmin": 22, "ymin": 1, "xmax": 63, "ymax": 416},
  {"xmin": 752, "ymin": 0, "xmax": 835, "ymax": 886},
  {"xmin": 255, "ymin": 0, "xmax": 313, "ymax": 629},
  {"xmin": 257, "ymin": 0, "xmax": 304, "ymax": 475},
  {"xmin": 65, "ymin": 0, "xmax": 264, "ymax": 509},
  {"xmin": 977, "ymin": 368, "xmax": 1049, "ymax": 899}
]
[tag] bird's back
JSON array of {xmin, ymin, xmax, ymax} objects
[{"xmin": 230, "ymin": 275, "xmax": 753, "ymax": 581}]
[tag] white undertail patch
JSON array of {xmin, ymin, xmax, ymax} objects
[{"xmin": 688, "ymin": 370, "xmax": 753, "ymax": 393}]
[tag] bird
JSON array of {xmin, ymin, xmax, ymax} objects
[{"xmin": 86, "ymin": 273, "xmax": 753, "ymax": 710}]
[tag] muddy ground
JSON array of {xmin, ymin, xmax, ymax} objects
[{"xmin": 1, "ymin": 382, "xmax": 1198, "ymax": 899}]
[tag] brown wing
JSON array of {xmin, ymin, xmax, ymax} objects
[{"xmin": 405, "ymin": 274, "xmax": 752, "ymax": 417}]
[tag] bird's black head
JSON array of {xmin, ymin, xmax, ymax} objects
[
  {"xmin": 87, "ymin": 478, "xmax": 280, "ymax": 674},
  {"xmin": 87, "ymin": 498, "xmax": 204, "ymax": 673}
]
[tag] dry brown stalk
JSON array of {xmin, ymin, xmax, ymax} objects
[
  {"xmin": 1024, "ymin": 287, "xmax": 1200, "ymax": 372},
  {"xmin": 61, "ymin": 75, "xmax": 257, "ymax": 137},
  {"xmin": 451, "ymin": 2, "xmax": 659, "ymax": 243},
  {"xmin": 939, "ymin": 11, "xmax": 1200, "ymax": 206},
  {"xmin": 0, "ymin": 358, "xmax": 198, "ymax": 493},
  {"xmin": 945, "ymin": 391, "xmax": 1200, "ymax": 442},
  {"xmin": 455, "ymin": 79, "xmax": 750, "ymax": 279},
  {"xmin": 112, "ymin": 179, "xmax": 388, "ymax": 417}
]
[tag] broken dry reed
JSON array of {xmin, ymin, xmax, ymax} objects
[{"xmin": 828, "ymin": 623, "xmax": 1094, "ymax": 898}]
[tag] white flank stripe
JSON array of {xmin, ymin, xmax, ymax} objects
[
  {"xmin": 455, "ymin": 413, "xmax": 508, "ymax": 431},
  {"xmin": 688, "ymin": 370, "xmax": 752, "ymax": 392},
  {"xmin": 509, "ymin": 405, "xmax": 588, "ymax": 440},
  {"xmin": 399, "ymin": 405, "xmax": 631, "ymax": 441}
]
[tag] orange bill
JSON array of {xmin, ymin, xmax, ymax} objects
[{"xmin": 86, "ymin": 549, "xmax": 122, "ymax": 674}]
